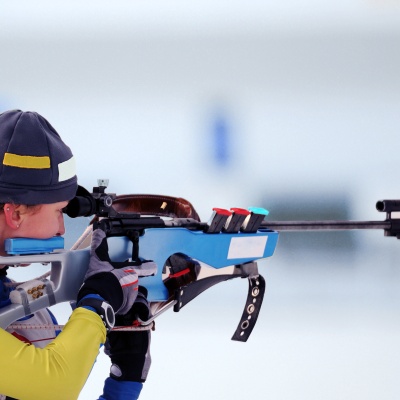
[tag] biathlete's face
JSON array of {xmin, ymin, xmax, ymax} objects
[{"xmin": 11, "ymin": 201, "xmax": 68, "ymax": 239}]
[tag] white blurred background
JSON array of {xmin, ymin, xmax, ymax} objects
[{"xmin": 1, "ymin": 1, "xmax": 400, "ymax": 399}]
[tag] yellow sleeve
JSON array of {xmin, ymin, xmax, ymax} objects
[{"xmin": 0, "ymin": 307, "xmax": 106, "ymax": 400}]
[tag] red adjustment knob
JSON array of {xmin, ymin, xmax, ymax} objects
[
  {"xmin": 207, "ymin": 208, "xmax": 232, "ymax": 233},
  {"xmin": 222, "ymin": 208, "xmax": 250, "ymax": 233}
]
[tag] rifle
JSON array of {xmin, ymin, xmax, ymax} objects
[{"xmin": 0, "ymin": 180, "xmax": 399, "ymax": 342}]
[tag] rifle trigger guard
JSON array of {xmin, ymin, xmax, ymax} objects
[{"xmin": 231, "ymin": 273, "xmax": 265, "ymax": 342}]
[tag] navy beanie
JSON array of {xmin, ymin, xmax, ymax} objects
[{"xmin": 0, "ymin": 110, "xmax": 78, "ymax": 205}]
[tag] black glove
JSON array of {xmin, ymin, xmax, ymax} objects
[{"xmin": 105, "ymin": 286, "xmax": 152, "ymax": 382}]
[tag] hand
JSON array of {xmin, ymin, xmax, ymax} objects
[
  {"xmin": 105, "ymin": 287, "xmax": 152, "ymax": 382},
  {"xmin": 78, "ymin": 229, "xmax": 157, "ymax": 315}
]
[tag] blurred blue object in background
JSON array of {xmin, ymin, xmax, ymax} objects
[{"xmin": 212, "ymin": 111, "xmax": 231, "ymax": 167}]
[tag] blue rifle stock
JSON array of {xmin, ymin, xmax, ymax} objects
[{"xmin": 0, "ymin": 225, "xmax": 277, "ymax": 342}]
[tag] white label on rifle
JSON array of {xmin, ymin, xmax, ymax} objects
[{"xmin": 227, "ymin": 236, "xmax": 268, "ymax": 259}]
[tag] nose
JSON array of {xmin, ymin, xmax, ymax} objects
[{"xmin": 57, "ymin": 214, "xmax": 66, "ymax": 236}]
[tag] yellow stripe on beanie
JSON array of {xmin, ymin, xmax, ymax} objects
[{"xmin": 3, "ymin": 152, "xmax": 51, "ymax": 169}]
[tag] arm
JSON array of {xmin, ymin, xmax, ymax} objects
[{"xmin": 0, "ymin": 307, "xmax": 106, "ymax": 400}]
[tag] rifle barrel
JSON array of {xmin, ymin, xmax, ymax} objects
[{"xmin": 260, "ymin": 220, "xmax": 390, "ymax": 231}]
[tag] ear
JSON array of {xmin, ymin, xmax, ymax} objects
[{"xmin": 3, "ymin": 203, "xmax": 22, "ymax": 230}]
